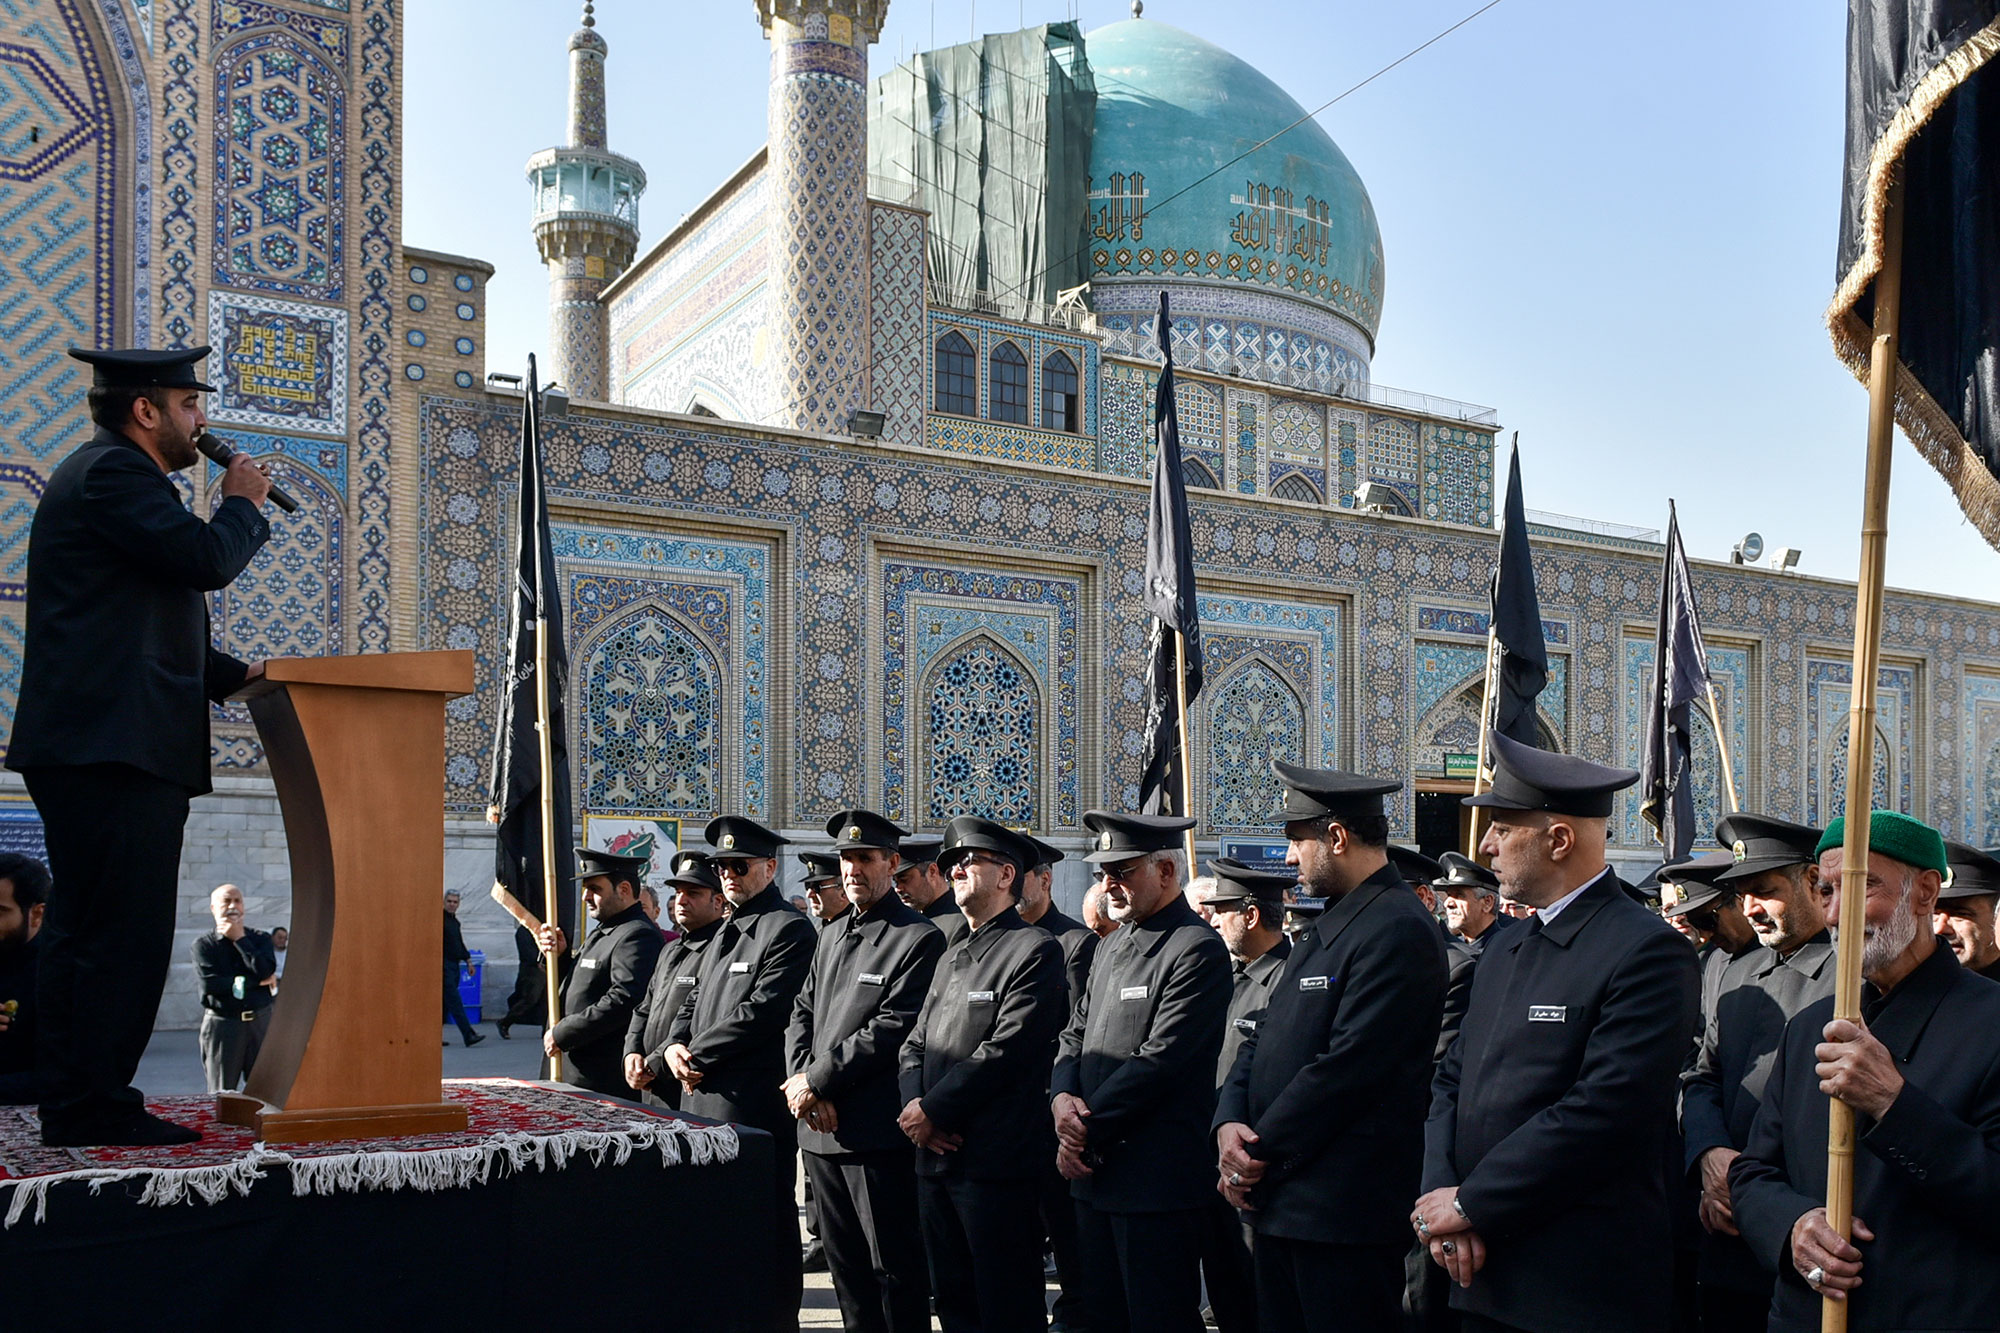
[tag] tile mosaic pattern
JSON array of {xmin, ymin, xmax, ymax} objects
[
  {"xmin": 159, "ymin": 0, "xmax": 198, "ymax": 347},
  {"xmin": 1805, "ymin": 658, "xmax": 1916, "ymax": 823},
  {"xmin": 923, "ymin": 640, "xmax": 1039, "ymax": 826},
  {"xmin": 867, "ymin": 202, "xmax": 926, "ymax": 446},
  {"xmin": 211, "ymin": 4, "xmax": 347, "ymax": 300},
  {"xmin": 1204, "ymin": 634, "xmax": 1312, "ymax": 831},
  {"xmin": 351, "ymin": 0, "xmax": 397, "ymax": 652},
  {"xmin": 1421, "ymin": 424, "xmax": 1493, "ymax": 527},
  {"xmin": 207, "ymin": 290, "xmax": 348, "ymax": 434},
  {"xmin": 1966, "ymin": 667, "xmax": 2000, "ymax": 844},
  {"xmin": 923, "ymin": 310, "xmax": 1099, "ymax": 469},
  {"xmin": 1092, "ymin": 279, "xmax": 1370, "ymax": 396},
  {"xmin": 1616, "ymin": 639, "xmax": 1751, "ymax": 848},
  {"xmin": 97, "ymin": 0, "xmax": 151, "ymax": 344}
]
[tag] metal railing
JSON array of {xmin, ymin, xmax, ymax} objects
[
  {"xmin": 1343, "ymin": 381, "xmax": 1499, "ymax": 426},
  {"xmin": 1522, "ymin": 508, "xmax": 1662, "ymax": 542}
]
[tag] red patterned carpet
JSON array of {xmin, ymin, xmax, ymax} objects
[{"xmin": 0, "ymin": 1078, "xmax": 737, "ymax": 1226}]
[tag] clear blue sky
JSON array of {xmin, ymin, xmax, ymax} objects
[{"xmin": 404, "ymin": 0, "xmax": 1999, "ymax": 603}]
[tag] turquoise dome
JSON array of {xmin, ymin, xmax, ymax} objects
[{"xmin": 1083, "ymin": 19, "xmax": 1384, "ymax": 347}]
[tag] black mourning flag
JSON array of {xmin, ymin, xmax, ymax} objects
[
  {"xmin": 1489, "ymin": 441, "xmax": 1547, "ymax": 748},
  {"xmin": 1638, "ymin": 502, "xmax": 1714, "ymax": 862},
  {"xmin": 489, "ymin": 355, "xmax": 577, "ymax": 959},
  {"xmin": 1138, "ymin": 292, "xmax": 1204, "ymax": 816},
  {"xmin": 1834, "ymin": 0, "xmax": 2000, "ymax": 548}
]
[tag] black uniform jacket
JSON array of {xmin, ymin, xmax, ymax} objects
[
  {"xmin": 1680, "ymin": 930, "xmax": 1835, "ymax": 1291},
  {"xmin": 1052, "ymin": 896, "xmax": 1231, "ymax": 1213},
  {"xmin": 1439, "ymin": 914, "xmax": 1519, "ymax": 1062},
  {"xmin": 1217, "ymin": 935, "xmax": 1290, "ymax": 1090},
  {"xmin": 1216, "ymin": 863, "xmax": 1449, "ymax": 1243},
  {"xmin": 787, "ymin": 892, "xmax": 945, "ymax": 1156},
  {"xmin": 923, "ymin": 893, "xmax": 969, "ymax": 949},
  {"xmin": 9, "ymin": 428, "xmax": 267, "ymax": 793},
  {"xmin": 1030, "ymin": 904, "xmax": 1098, "ymax": 1019},
  {"xmin": 898, "ymin": 906, "xmax": 1064, "ymax": 1181},
  {"xmin": 671, "ymin": 885, "xmax": 816, "ymax": 1132},
  {"xmin": 625, "ymin": 918, "xmax": 722, "ymax": 1080},
  {"xmin": 192, "ymin": 929, "xmax": 278, "ymax": 1015},
  {"xmin": 1731, "ymin": 944, "xmax": 2000, "ymax": 1333},
  {"xmin": 552, "ymin": 901, "xmax": 663, "ymax": 1095},
  {"xmin": 443, "ymin": 912, "xmax": 471, "ymax": 966},
  {"xmin": 1423, "ymin": 870, "xmax": 1700, "ymax": 1332}
]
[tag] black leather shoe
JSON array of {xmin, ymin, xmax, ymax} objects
[
  {"xmin": 802, "ymin": 1243, "xmax": 828, "ymax": 1272},
  {"xmin": 497, "ymin": 1021, "xmax": 512, "ymax": 1040},
  {"xmin": 42, "ymin": 1109, "xmax": 200, "ymax": 1148},
  {"xmin": 465, "ymin": 1032, "xmax": 486, "ymax": 1048}
]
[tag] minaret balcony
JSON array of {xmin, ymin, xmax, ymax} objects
[{"xmin": 526, "ymin": 146, "xmax": 647, "ymax": 231}]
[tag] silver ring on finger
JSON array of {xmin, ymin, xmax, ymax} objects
[
  {"xmin": 1440, "ymin": 1240, "xmax": 1456, "ymax": 1256},
  {"xmin": 1805, "ymin": 1265, "xmax": 1825, "ymax": 1287},
  {"xmin": 1229, "ymin": 1171, "xmax": 1242, "ymax": 1186}
]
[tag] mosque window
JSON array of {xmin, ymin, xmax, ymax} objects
[
  {"xmin": 1041, "ymin": 351, "xmax": 1079, "ymax": 432},
  {"xmin": 454, "ymin": 273, "xmax": 475, "ymax": 292},
  {"xmin": 935, "ymin": 331, "xmax": 976, "ymax": 416},
  {"xmin": 1272, "ymin": 472, "xmax": 1322, "ymax": 504},
  {"xmin": 989, "ymin": 341, "xmax": 1029, "ymax": 425},
  {"xmin": 1182, "ymin": 456, "xmax": 1221, "ymax": 490}
]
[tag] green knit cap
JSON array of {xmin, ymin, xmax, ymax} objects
[{"xmin": 1813, "ymin": 810, "xmax": 1948, "ymax": 875}]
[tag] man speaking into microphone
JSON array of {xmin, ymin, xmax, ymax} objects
[{"xmin": 7, "ymin": 346, "xmax": 272, "ymax": 1146}]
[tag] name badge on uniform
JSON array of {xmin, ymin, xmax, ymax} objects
[
  {"xmin": 968, "ymin": 990, "xmax": 996, "ymax": 1003},
  {"xmin": 579, "ymin": 958, "xmax": 599, "ymax": 970},
  {"xmin": 674, "ymin": 975, "xmax": 698, "ymax": 986},
  {"xmin": 1233, "ymin": 1018, "xmax": 1258, "ymax": 1032},
  {"xmin": 858, "ymin": 972, "xmax": 886, "ymax": 985},
  {"xmin": 729, "ymin": 961, "xmax": 752, "ymax": 974},
  {"xmin": 1120, "ymin": 985, "xmax": 1147, "ymax": 1002},
  {"xmin": 1529, "ymin": 1005, "xmax": 1566, "ymax": 1023},
  {"xmin": 1298, "ymin": 975, "xmax": 1329, "ymax": 992}
]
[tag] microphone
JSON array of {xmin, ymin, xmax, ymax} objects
[{"xmin": 194, "ymin": 431, "xmax": 299, "ymax": 513}]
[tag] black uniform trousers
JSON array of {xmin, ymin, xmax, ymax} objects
[
  {"xmin": 1696, "ymin": 1285, "xmax": 1769, "ymax": 1333},
  {"xmin": 1074, "ymin": 1202, "xmax": 1206, "ymax": 1333},
  {"xmin": 1196, "ymin": 1194, "xmax": 1256, "ymax": 1333},
  {"xmin": 1403, "ymin": 1236, "xmax": 1458, "ymax": 1333},
  {"xmin": 1037, "ymin": 1157, "xmax": 1088, "ymax": 1328},
  {"xmin": 502, "ymin": 926, "xmax": 545, "ymax": 1029},
  {"xmin": 443, "ymin": 961, "xmax": 476, "ymax": 1041},
  {"xmin": 805, "ymin": 1149, "xmax": 929, "ymax": 1333},
  {"xmin": 25, "ymin": 763, "xmax": 191, "ymax": 1130},
  {"xmin": 918, "ymin": 1174, "xmax": 1046, "ymax": 1333},
  {"xmin": 1254, "ymin": 1235, "xmax": 1405, "ymax": 1333}
]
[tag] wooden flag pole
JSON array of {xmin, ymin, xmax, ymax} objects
[
  {"xmin": 535, "ymin": 615, "xmax": 564, "ymax": 1083},
  {"xmin": 1823, "ymin": 173, "xmax": 1904, "ymax": 1333},
  {"xmin": 1704, "ymin": 681, "xmax": 1742, "ymax": 814},
  {"xmin": 1173, "ymin": 628, "xmax": 1198, "ymax": 868},
  {"xmin": 1467, "ymin": 625, "xmax": 1501, "ymax": 861}
]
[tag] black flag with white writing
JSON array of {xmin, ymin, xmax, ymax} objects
[
  {"xmin": 1138, "ymin": 292, "xmax": 1203, "ymax": 816},
  {"xmin": 1639, "ymin": 502, "xmax": 1714, "ymax": 861}
]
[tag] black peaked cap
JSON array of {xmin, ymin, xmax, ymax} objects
[
  {"xmin": 1660, "ymin": 850, "xmax": 1738, "ymax": 917},
  {"xmin": 937, "ymin": 817, "xmax": 1038, "ymax": 875},
  {"xmin": 575, "ymin": 846, "xmax": 650, "ymax": 885},
  {"xmin": 1940, "ymin": 841, "xmax": 2000, "ymax": 901},
  {"xmin": 1462, "ymin": 732, "xmax": 1639, "ymax": 818},
  {"xmin": 665, "ymin": 857, "xmax": 723, "ymax": 894},
  {"xmin": 1025, "ymin": 834, "xmax": 1065, "ymax": 871},
  {"xmin": 69, "ymin": 344, "xmax": 215, "ymax": 392},
  {"xmin": 1271, "ymin": 760, "xmax": 1401, "ymax": 823},
  {"xmin": 1082, "ymin": 810, "xmax": 1194, "ymax": 864},
  {"xmin": 1713, "ymin": 812, "xmax": 1824, "ymax": 884},
  {"xmin": 1387, "ymin": 844, "xmax": 1442, "ymax": 885},
  {"xmin": 1430, "ymin": 851, "xmax": 1498, "ymax": 893},
  {"xmin": 897, "ymin": 837, "xmax": 943, "ymax": 868},
  {"xmin": 704, "ymin": 815, "xmax": 789, "ymax": 859},
  {"xmin": 1205, "ymin": 857, "xmax": 1291, "ymax": 906},
  {"xmin": 825, "ymin": 808, "xmax": 909, "ymax": 854}
]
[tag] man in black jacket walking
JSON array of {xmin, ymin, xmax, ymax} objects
[
  {"xmin": 442, "ymin": 890, "xmax": 484, "ymax": 1047},
  {"xmin": 538, "ymin": 848, "xmax": 663, "ymax": 1099},
  {"xmin": 1417, "ymin": 734, "xmax": 1700, "ymax": 1333},
  {"xmin": 1053, "ymin": 811, "xmax": 1231, "ymax": 1333},
  {"xmin": 787, "ymin": 809, "xmax": 946, "ymax": 1333},
  {"xmin": 899, "ymin": 816, "xmax": 1065, "ymax": 1333},
  {"xmin": 10, "ymin": 346, "xmax": 272, "ymax": 1146},
  {"xmin": 1215, "ymin": 765, "xmax": 1448, "ymax": 1333}
]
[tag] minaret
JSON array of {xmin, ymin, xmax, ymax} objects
[
  {"xmin": 526, "ymin": 2, "xmax": 646, "ymax": 400},
  {"xmin": 756, "ymin": 0, "xmax": 889, "ymax": 434}
]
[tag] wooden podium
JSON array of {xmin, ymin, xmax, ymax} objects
[{"xmin": 216, "ymin": 651, "xmax": 477, "ymax": 1144}]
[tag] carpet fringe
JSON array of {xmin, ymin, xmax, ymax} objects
[{"xmin": 1, "ymin": 1115, "xmax": 737, "ymax": 1228}]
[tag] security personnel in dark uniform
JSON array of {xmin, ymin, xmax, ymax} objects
[
  {"xmin": 1731, "ymin": 812, "xmax": 2000, "ymax": 1332},
  {"xmin": 10, "ymin": 346, "xmax": 273, "ymax": 1147},
  {"xmin": 1417, "ymin": 733, "xmax": 1701, "ymax": 1333},
  {"xmin": 1051, "ymin": 811, "xmax": 1230, "ymax": 1333},
  {"xmin": 800, "ymin": 850, "xmax": 851, "ymax": 928},
  {"xmin": 1214, "ymin": 765, "xmax": 1448, "ymax": 1333},
  {"xmin": 1201, "ymin": 857, "xmax": 1294, "ymax": 1333},
  {"xmin": 898, "ymin": 816, "xmax": 1065, "ymax": 1333},
  {"xmin": 1932, "ymin": 841, "xmax": 2000, "ymax": 980},
  {"xmin": 785, "ymin": 810, "xmax": 946, "ymax": 1333},
  {"xmin": 897, "ymin": 836, "xmax": 967, "ymax": 948},
  {"xmin": 538, "ymin": 847, "xmax": 663, "ymax": 1100},
  {"xmin": 624, "ymin": 852, "xmax": 727, "ymax": 1109},
  {"xmin": 666, "ymin": 814, "xmax": 816, "ymax": 1333},
  {"xmin": 1017, "ymin": 833, "xmax": 1096, "ymax": 1333},
  {"xmin": 1390, "ymin": 843, "xmax": 1447, "ymax": 922},
  {"xmin": 1680, "ymin": 814, "xmax": 1832, "ymax": 1333}
]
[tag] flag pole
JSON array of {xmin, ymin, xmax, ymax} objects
[
  {"xmin": 1173, "ymin": 628, "xmax": 1198, "ymax": 867},
  {"xmin": 524, "ymin": 370, "xmax": 564, "ymax": 1084},
  {"xmin": 1703, "ymin": 681, "xmax": 1741, "ymax": 813},
  {"xmin": 1822, "ymin": 172, "xmax": 1903, "ymax": 1333},
  {"xmin": 1467, "ymin": 624, "xmax": 1500, "ymax": 861}
]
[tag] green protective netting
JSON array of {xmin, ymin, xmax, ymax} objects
[{"xmin": 869, "ymin": 23, "xmax": 1096, "ymax": 320}]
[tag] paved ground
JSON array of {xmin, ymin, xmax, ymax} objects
[{"xmin": 139, "ymin": 1026, "xmax": 1061, "ymax": 1330}]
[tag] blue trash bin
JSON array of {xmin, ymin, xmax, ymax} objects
[{"xmin": 458, "ymin": 949, "xmax": 484, "ymax": 1024}]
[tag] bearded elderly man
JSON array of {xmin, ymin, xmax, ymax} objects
[
  {"xmin": 1679, "ymin": 814, "xmax": 1834, "ymax": 1333},
  {"xmin": 1417, "ymin": 734, "xmax": 1700, "ymax": 1333},
  {"xmin": 1931, "ymin": 841, "xmax": 2000, "ymax": 981},
  {"xmin": 1730, "ymin": 812, "xmax": 2000, "ymax": 1332}
]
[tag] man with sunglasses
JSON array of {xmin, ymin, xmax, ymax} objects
[
  {"xmin": 898, "ymin": 816, "xmax": 1066, "ymax": 1332},
  {"xmin": 1214, "ymin": 764, "xmax": 1448, "ymax": 1333},
  {"xmin": 624, "ymin": 851, "xmax": 728, "ymax": 1110},
  {"xmin": 1416, "ymin": 734, "xmax": 1701, "ymax": 1333},
  {"xmin": 665, "ymin": 815, "xmax": 815, "ymax": 1332},
  {"xmin": 785, "ymin": 809, "xmax": 946, "ymax": 1333}
]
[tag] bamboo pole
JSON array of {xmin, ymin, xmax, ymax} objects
[
  {"xmin": 1705, "ymin": 681, "xmax": 1742, "ymax": 813},
  {"xmin": 1467, "ymin": 626, "xmax": 1501, "ymax": 861},
  {"xmin": 535, "ymin": 614, "xmax": 563, "ymax": 1084},
  {"xmin": 1822, "ymin": 173, "xmax": 1904, "ymax": 1333},
  {"xmin": 1173, "ymin": 628, "xmax": 1198, "ymax": 868}
]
